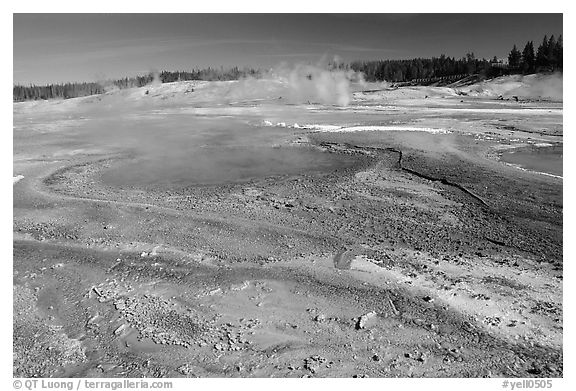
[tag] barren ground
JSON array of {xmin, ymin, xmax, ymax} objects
[{"xmin": 13, "ymin": 80, "xmax": 562, "ymax": 378}]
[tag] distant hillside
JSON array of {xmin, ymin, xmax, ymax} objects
[
  {"xmin": 14, "ymin": 34, "xmax": 562, "ymax": 102},
  {"xmin": 13, "ymin": 67, "xmax": 260, "ymax": 102}
]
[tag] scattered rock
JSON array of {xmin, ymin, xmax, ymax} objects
[
  {"xmin": 304, "ymin": 355, "xmax": 327, "ymax": 373},
  {"xmin": 113, "ymin": 324, "xmax": 128, "ymax": 336},
  {"xmin": 413, "ymin": 318, "xmax": 425, "ymax": 326},
  {"xmin": 231, "ymin": 281, "xmax": 250, "ymax": 291},
  {"xmin": 177, "ymin": 364, "xmax": 195, "ymax": 376},
  {"xmin": 92, "ymin": 287, "xmax": 102, "ymax": 296},
  {"xmin": 484, "ymin": 316, "xmax": 501, "ymax": 327},
  {"xmin": 472, "ymin": 293, "xmax": 490, "ymax": 300},
  {"xmin": 86, "ymin": 314, "xmax": 99, "ymax": 327},
  {"xmin": 388, "ymin": 299, "xmax": 400, "ymax": 315},
  {"xmin": 209, "ymin": 288, "xmax": 222, "ymax": 296},
  {"xmin": 356, "ymin": 311, "xmax": 377, "ymax": 329}
]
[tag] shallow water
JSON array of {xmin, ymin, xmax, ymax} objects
[
  {"xmin": 95, "ymin": 114, "xmax": 363, "ymax": 187},
  {"xmin": 500, "ymin": 145, "xmax": 563, "ymax": 177},
  {"xmin": 101, "ymin": 144, "xmax": 361, "ymax": 187},
  {"xmin": 14, "ymin": 98, "xmax": 372, "ymax": 188}
]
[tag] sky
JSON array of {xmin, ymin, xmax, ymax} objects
[{"xmin": 13, "ymin": 13, "xmax": 563, "ymax": 85}]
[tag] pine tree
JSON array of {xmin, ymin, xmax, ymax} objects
[
  {"xmin": 508, "ymin": 45, "xmax": 522, "ymax": 68},
  {"xmin": 521, "ymin": 41, "xmax": 535, "ymax": 73},
  {"xmin": 536, "ymin": 35, "xmax": 549, "ymax": 68},
  {"xmin": 546, "ymin": 35, "xmax": 556, "ymax": 67},
  {"xmin": 553, "ymin": 35, "xmax": 563, "ymax": 69}
]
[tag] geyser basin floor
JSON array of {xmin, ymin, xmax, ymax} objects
[{"xmin": 13, "ymin": 82, "xmax": 562, "ymax": 378}]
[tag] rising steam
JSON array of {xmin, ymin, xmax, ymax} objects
[
  {"xmin": 223, "ymin": 62, "xmax": 365, "ymax": 106},
  {"xmin": 269, "ymin": 63, "xmax": 364, "ymax": 106}
]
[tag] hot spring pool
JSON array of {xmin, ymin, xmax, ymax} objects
[
  {"xmin": 101, "ymin": 144, "xmax": 362, "ymax": 187},
  {"xmin": 500, "ymin": 144, "xmax": 562, "ymax": 177}
]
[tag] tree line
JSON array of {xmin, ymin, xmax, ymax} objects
[
  {"xmin": 350, "ymin": 34, "xmax": 561, "ymax": 83},
  {"xmin": 159, "ymin": 67, "xmax": 260, "ymax": 83},
  {"xmin": 507, "ymin": 35, "xmax": 562, "ymax": 74},
  {"xmin": 350, "ymin": 53, "xmax": 501, "ymax": 83},
  {"xmin": 13, "ymin": 82, "xmax": 105, "ymax": 102},
  {"xmin": 13, "ymin": 67, "xmax": 260, "ymax": 102},
  {"xmin": 13, "ymin": 34, "xmax": 562, "ymax": 102}
]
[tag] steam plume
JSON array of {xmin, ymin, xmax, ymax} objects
[{"xmin": 224, "ymin": 61, "xmax": 365, "ymax": 106}]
